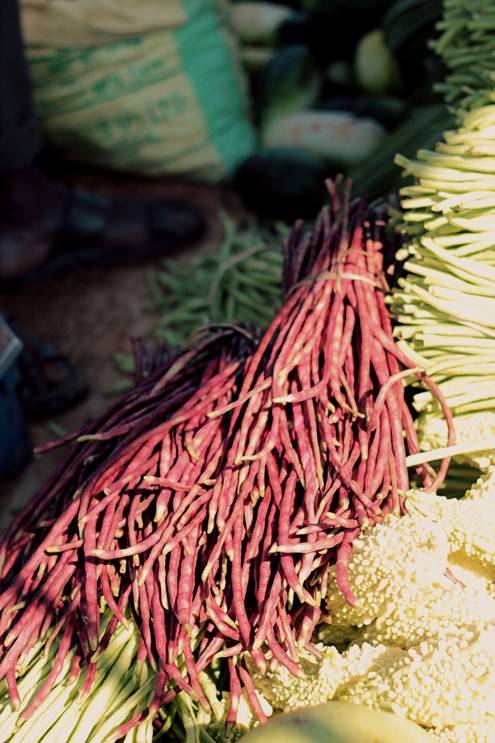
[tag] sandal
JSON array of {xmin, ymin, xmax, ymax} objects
[
  {"xmin": 2, "ymin": 187, "xmax": 206, "ymax": 286},
  {"xmin": 7, "ymin": 318, "xmax": 88, "ymax": 421}
]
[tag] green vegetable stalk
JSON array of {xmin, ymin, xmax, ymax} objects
[
  {"xmin": 0, "ymin": 613, "xmax": 157, "ymax": 742},
  {"xmin": 388, "ymin": 0, "xmax": 495, "ymax": 468}
]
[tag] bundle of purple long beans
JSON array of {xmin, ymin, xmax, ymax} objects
[{"xmin": 0, "ymin": 180, "xmax": 453, "ymax": 736}]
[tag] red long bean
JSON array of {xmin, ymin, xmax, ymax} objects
[{"xmin": 0, "ymin": 183, "xmax": 456, "ymax": 737}]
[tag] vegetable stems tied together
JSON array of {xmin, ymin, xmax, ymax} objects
[
  {"xmin": 389, "ymin": 0, "xmax": 495, "ymax": 468},
  {"xmin": 0, "ymin": 179, "xmax": 452, "ymax": 739}
]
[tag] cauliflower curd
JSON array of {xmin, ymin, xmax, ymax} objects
[
  {"xmin": 322, "ymin": 512, "xmax": 451, "ymax": 631},
  {"xmin": 249, "ymin": 466, "xmax": 495, "ymax": 743},
  {"xmin": 247, "ymin": 644, "xmax": 344, "ymax": 711},
  {"xmin": 339, "ymin": 624, "xmax": 495, "ymax": 728},
  {"xmin": 407, "ymin": 467, "xmax": 495, "ymax": 570},
  {"xmin": 417, "ymin": 412, "xmax": 495, "ymax": 472}
]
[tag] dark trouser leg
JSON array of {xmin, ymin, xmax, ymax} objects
[
  {"xmin": 0, "ymin": 0, "xmax": 42, "ymax": 172},
  {"xmin": 0, "ymin": 0, "xmax": 64, "ymax": 278}
]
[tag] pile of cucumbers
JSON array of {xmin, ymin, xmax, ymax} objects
[{"xmin": 228, "ymin": 0, "xmax": 453, "ymax": 218}]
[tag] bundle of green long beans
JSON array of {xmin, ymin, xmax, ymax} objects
[
  {"xmin": 112, "ymin": 216, "xmax": 286, "ymax": 393},
  {"xmin": 388, "ymin": 0, "xmax": 495, "ymax": 468},
  {"xmin": 435, "ymin": 0, "xmax": 495, "ymax": 112},
  {"xmin": 147, "ymin": 214, "xmax": 286, "ymax": 349}
]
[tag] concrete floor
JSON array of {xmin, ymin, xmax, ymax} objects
[{"xmin": 0, "ymin": 167, "xmax": 249, "ymax": 534}]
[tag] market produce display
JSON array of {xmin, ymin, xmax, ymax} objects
[
  {"xmin": 0, "ymin": 180, "xmax": 458, "ymax": 741},
  {"xmin": 2, "ymin": 1, "xmax": 495, "ymax": 741}
]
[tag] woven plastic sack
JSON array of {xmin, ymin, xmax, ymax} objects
[{"xmin": 20, "ymin": 0, "xmax": 257, "ymax": 182}]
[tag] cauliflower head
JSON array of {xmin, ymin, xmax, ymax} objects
[
  {"xmin": 447, "ymin": 550, "xmax": 495, "ymax": 598},
  {"xmin": 340, "ymin": 641, "xmax": 405, "ymax": 688},
  {"xmin": 358, "ymin": 578, "xmax": 495, "ymax": 648},
  {"xmin": 247, "ymin": 644, "xmax": 345, "ymax": 712},
  {"xmin": 313, "ymin": 482, "xmax": 495, "ymax": 742},
  {"xmin": 407, "ymin": 468, "xmax": 495, "ymax": 571},
  {"xmin": 463, "ymin": 464, "xmax": 495, "ymax": 502},
  {"xmin": 323, "ymin": 512, "xmax": 451, "ymax": 629},
  {"xmin": 427, "ymin": 715, "xmax": 495, "ymax": 743},
  {"xmin": 417, "ymin": 411, "xmax": 495, "ymax": 471},
  {"xmin": 244, "ymin": 483, "xmax": 495, "ymax": 741},
  {"xmin": 321, "ymin": 502, "xmax": 495, "ymax": 648},
  {"xmin": 337, "ymin": 622, "xmax": 495, "ymax": 729}
]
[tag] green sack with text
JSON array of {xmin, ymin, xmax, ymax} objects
[{"xmin": 20, "ymin": 0, "xmax": 257, "ymax": 182}]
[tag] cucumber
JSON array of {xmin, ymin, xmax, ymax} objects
[
  {"xmin": 240, "ymin": 701, "xmax": 432, "ymax": 743},
  {"xmin": 261, "ymin": 109, "xmax": 387, "ymax": 168},
  {"xmin": 353, "ymin": 29, "xmax": 403, "ymax": 95},
  {"xmin": 258, "ymin": 44, "xmax": 323, "ymax": 127}
]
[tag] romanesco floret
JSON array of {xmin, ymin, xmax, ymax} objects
[
  {"xmin": 247, "ymin": 644, "xmax": 345, "ymax": 712},
  {"xmin": 337, "ymin": 622, "xmax": 495, "ymax": 729},
  {"xmin": 324, "ymin": 512, "xmax": 451, "ymax": 629},
  {"xmin": 417, "ymin": 411, "xmax": 495, "ymax": 471}
]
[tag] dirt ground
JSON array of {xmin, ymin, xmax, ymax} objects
[{"xmin": 0, "ymin": 167, "xmax": 249, "ymax": 534}]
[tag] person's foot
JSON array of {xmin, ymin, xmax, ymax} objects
[
  {"xmin": 3, "ymin": 315, "xmax": 89, "ymax": 421},
  {"xmin": 0, "ymin": 167, "xmax": 206, "ymax": 283},
  {"xmin": 0, "ymin": 168, "xmax": 68, "ymax": 278}
]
